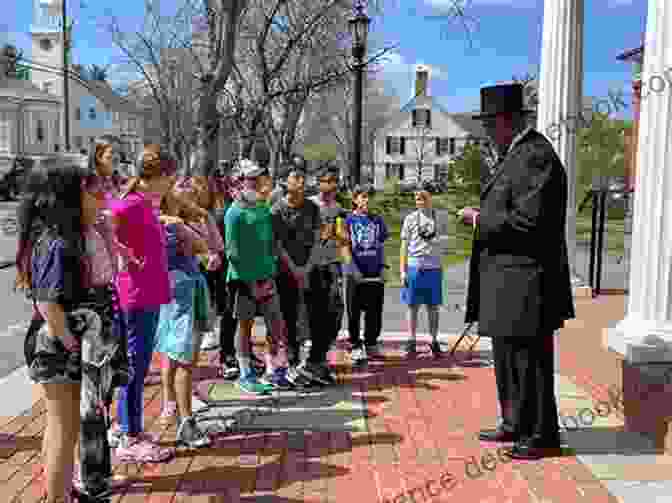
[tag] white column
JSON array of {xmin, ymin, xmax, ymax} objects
[
  {"xmin": 536, "ymin": 0, "xmax": 584, "ymax": 284},
  {"xmin": 607, "ymin": 0, "xmax": 672, "ymax": 361}
]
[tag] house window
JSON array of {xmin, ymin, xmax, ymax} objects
[
  {"xmin": 412, "ymin": 109, "xmax": 431, "ymax": 128},
  {"xmin": 436, "ymin": 137, "xmax": 449, "ymax": 156},
  {"xmin": 76, "ymin": 107, "xmax": 81, "ymax": 120},
  {"xmin": 36, "ymin": 118, "xmax": 45, "ymax": 143},
  {"xmin": 449, "ymin": 138, "xmax": 456, "ymax": 155},
  {"xmin": 89, "ymin": 107, "xmax": 96, "ymax": 120},
  {"xmin": 385, "ymin": 136, "xmax": 406, "ymax": 155},
  {"xmin": 0, "ymin": 111, "xmax": 11, "ymax": 153}
]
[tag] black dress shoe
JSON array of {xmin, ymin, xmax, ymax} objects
[
  {"xmin": 506, "ymin": 437, "xmax": 562, "ymax": 460},
  {"xmin": 478, "ymin": 428, "xmax": 520, "ymax": 443}
]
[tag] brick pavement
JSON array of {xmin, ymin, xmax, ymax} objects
[{"xmin": 1, "ymin": 295, "xmax": 631, "ymax": 503}]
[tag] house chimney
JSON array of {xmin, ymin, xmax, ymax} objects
[{"xmin": 415, "ymin": 65, "xmax": 429, "ymax": 97}]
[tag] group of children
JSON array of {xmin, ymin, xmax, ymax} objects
[{"xmin": 16, "ymin": 138, "xmax": 403, "ymax": 502}]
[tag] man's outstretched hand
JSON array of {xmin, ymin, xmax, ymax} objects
[{"xmin": 457, "ymin": 207, "xmax": 480, "ymax": 226}]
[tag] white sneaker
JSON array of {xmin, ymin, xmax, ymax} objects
[
  {"xmin": 350, "ymin": 347, "xmax": 367, "ymax": 363},
  {"xmin": 200, "ymin": 331, "xmax": 219, "ymax": 351}
]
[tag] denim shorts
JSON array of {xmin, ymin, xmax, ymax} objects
[
  {"xmin": 24, "ymin": 318, "xmax": 82, "ymax": 384},
  {"xmin": 401, "ymin": 266, "xmax": 443, "ymax": 306}
]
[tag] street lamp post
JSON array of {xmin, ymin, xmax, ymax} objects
[{"xmin": 348, "ymin": 2, "xmax": 370, "ymax": 187}]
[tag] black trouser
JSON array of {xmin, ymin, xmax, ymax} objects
[
  {"xmin": 346, "ymin": 278, "xmax": 384, "ymax": 348},
  {"xmin": 203, "ymin": 256, "xmax": 237, "ymax": 364},
  {"xmin": 275, "ymin": 270, "xmax": 302, "ymax": 362},
  {"xmin": 491, "ymin": 334, "xmax": 560, "ymax": 442},
  {"xmin": 307, "ymin": 264, "xmax": 343, "ymax": 365}
]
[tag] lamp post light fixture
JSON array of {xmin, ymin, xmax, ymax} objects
[{"xmin": 348, "ymin": 1, "xmax": 370, "ymax": 187}]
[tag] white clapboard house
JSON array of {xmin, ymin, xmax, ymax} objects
[{"xmin": 373, "ymin": 66, "xmax": 488, "ymax": 190}]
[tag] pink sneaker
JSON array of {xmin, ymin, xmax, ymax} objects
[
  {"xmin": 115, "ymin": 435, "xmax": 175, "ymax": 464},
  {"xmin": 108, "ymin": 425, "xmax": 160, "ymax": 448}
]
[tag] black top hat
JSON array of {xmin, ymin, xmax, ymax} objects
[{"xmin": 473, "ymin": 83, "xmax": 533, "ymax": 120}]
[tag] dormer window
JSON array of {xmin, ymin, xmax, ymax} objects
[{"xmin": 412, "ymin": 109, "xmax": 431, "ymax": 128}]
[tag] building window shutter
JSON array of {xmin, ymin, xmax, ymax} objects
[
  {"xmin": 385, "ymin": 163, "xmax": 390, "ymax": 178},
  {"xmin": 386, "ymin": 136, "xmax": 391, "ymax": 155},
  {"xmin": 400, "ymin": 137, "xmax": 405, "ymax": 155},
  {"xmin": 435, "ymin": 137, "xmax": 440, "ymax": 156},
  {"xmin": 427, "ymin": 110, "xmax": 431, "ymax": 128},
  {"xmin": 399, "ymin": 164, "xmax": 405, "ymax": 180},
  {"xmin": 449, "ymin": 138, "xmax": 455, "ymax": 155},
  {"xmin": 412, "ymin": 110, "xmax": 417, "ymax": 127}
]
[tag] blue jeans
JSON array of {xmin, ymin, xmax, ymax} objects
[{"xmin": 116, "ymin": 308, "xmax": 159, "ymax": 435}]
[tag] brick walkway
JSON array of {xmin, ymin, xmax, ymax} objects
[{"xmin": 1, "ymin": 296, "xmax": 629, "ymax": 502}]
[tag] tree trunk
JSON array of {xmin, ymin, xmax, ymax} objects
[{"xmin": 194, "ymin": 91, "xmax": 220, "ymax": 178}]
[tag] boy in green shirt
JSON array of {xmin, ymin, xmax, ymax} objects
[{"xmin": 225, "ymin": 160, "xmax": 292, "ymax": 393}]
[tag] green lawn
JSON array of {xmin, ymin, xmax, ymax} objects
[{"xmin": 576, "ymin": 213, "xmax": 626, "ymax": 253}]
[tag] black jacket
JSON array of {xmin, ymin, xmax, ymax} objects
[{"xmin": 465, "ymin": 128, "xmax": 575, "ymax": 337}]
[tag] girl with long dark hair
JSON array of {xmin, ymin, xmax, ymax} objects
[{"xmin": 19, "ymin": 156, "xmax": 129, "ymax": 502}]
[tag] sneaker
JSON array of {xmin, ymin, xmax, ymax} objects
[
  {"xmin": 115, "ymin": 435, "xmax": 175, "ymax": 463},
  {"xmin": 365, "ymin": 343, "xmax": 383, "ymax": 359},
  {"xmin": 176, "ymin": 416, "xmax": 212, "ymax": 449},
  {"xmin": 220, "ymin": 355, "xmax": 240, "ymax": 380},
  {"xmin": 286, "ymin": 366, "xmax": 319, "ymax": 389},
  {"xmin": 350, "ymin": 346, "xmax": 367, "ymax": 364},
  {"xmin": 430, "ymin": 340, "xmax": 443, "ymax": 359},
  {"xmin": 403, "ymin": 340, "xmax": 417, "ymax": 358},
  {"xmin": 73, "ymin": 465, "xmax": 129, "ymax": 499},
  {"xmin": 238, "ymin": 372, "xmax": 273, "ymax": 395},
  {"xmin": 200, "ymin": 331, "xmax": 219, "ymax": 351},
  {"xmin": 268, "ymin": 367, "xmax": 294, "ymax": 389},
  {"xmin": 108, "ymin": 427, "xmax": 160, "ymax": 449},
  {"xmin": 299, "ymin": 361, "xmax": 336, "ymax": 386}
]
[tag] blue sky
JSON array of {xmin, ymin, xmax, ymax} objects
[{"xmin": 3, "ymin": 0, "xmax": 646, "ymax": 119}]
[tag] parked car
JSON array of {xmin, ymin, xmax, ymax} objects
[{"xmin": 0, "ymin": 157, "xmax": 32, "ymax": 201}]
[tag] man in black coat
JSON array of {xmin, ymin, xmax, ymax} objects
[{"xmin": 458, "ymin": 83, "xmax": 575, "ymax": 460}]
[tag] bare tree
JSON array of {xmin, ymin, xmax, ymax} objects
[
  {"xmin": 226, "ymin": 0, "xmax": 353, "ymax": 170},
  {"xmin": 305, "ymin": 72, "xmax": 399, "ymax": 180},
  {"xmin": 107, "ymin": 0, "xmax": 248, "ymax": 175},
  {"xmin": 411, "ymin": 123, "xmax": 435, "ymax": 185}
]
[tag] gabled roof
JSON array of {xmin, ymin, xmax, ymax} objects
[
  {"xmin": 0, "ymin": 77, "xmax": 60, "ymax": 103},
  {"xmin": 86, "ymin": 81, "xmax": 147, "ymax": 115},
  {"xmin": 379, "ymin": 93, "xmax": 486, "ymax": 138}
]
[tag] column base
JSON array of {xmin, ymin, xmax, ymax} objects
[
  {"xmin": 606, "ymin": 316, "xmax": 672, "ymax": 363},
  {"xmin": 605, "ymin": 315, "xmax": 672, "ymax": 450}
]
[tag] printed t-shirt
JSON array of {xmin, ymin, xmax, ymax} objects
[
  {"xmin": 346, "ymin": 212, "xmax": 388, "ymax": 277},
  {"xmin": 309, "ymin": 196, "xmax": 347, "ymax": 266},
  {"xmin": 400, "ymin": 209, "xmax": 442, "ymax": 270},
  {"xmin": 109, "ymin": 192, "xmax": 171, "ymax": 310},
  {"xmin": 271, "ymin": 197, "xmax": 320, "ymax": 267}
]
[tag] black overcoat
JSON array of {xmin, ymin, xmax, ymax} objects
[{"xmin": 464, "ymin": 128, "xmax": 575, "ymax": 337}]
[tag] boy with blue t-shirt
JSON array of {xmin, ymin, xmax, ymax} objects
[{"xmin": 344, "ymin": 186, "xmax": 388, "ymax": 363}]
